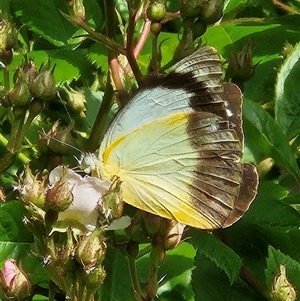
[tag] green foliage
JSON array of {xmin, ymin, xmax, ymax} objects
[{"xmin": 1, "ymin": 0, "xmax": 300, "ymax": 300}]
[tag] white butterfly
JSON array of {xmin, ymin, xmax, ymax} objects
[{"xmin": 94, "ymin": 46, "xmax": 258, "ymax": 229}]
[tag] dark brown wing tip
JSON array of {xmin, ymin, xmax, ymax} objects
[{"xmin": 223, "ymin": 163, "xmax": 259, "ymax": 228}]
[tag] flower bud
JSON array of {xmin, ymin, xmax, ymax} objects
[
  {"xmin": 23, "ymin": 60, "xmax": 37, "ymax": 85},
  {"xmin": 226, "ymin": 43, "xmax": 255, "ymax": 87},
  {"xmin": 83, "ymin": 266, "xmax": 106, "ymax": 289},
  {"xmin": 46, "ymin": 167, "xmax": 73, "ymax": 212},
  {"xmin": 163, "ymin": 221, "xmax": 185, "ymax": 250},
  {"xmin": 147, "ymin": 1, "xmax": 166, "ymax": 22},
  {"xmin": 271, "ymin": 264, "xmax": 297, "ymax": 301},
  {"xmin": 18, "ymin": 164, "xmax": 46, "ymax": 208},
  {"xmin": 60, "ymin": 84, "xmax": 86, "ymax": 117},
  {"xmin": 76, "ymin": 230, "xmax": 107, "ymax": 271},
  {"xmin": 69, "ymin": 0, "xmax": 85, "ymax": 22},
  {"xmin": 8, "ymin": 79, "xmax": 31, "ymax": 107},
  {"xmin": 125, "ymin": 214, "xmax": 148, "ymax": 243},
  {"xmin": 40, "ymin": 121, "xmax": 76, "ymax": 155},
  {"xmin": 30, "ymin": 70, "xmax": 56, "ymax": 100},
  {"xmin": 0, "ymin": 48, "xmax": 13, "ymax": 66},
  {"xmin": 201, "ymin": 0, "xmax": 224, "ymax": 24},
  {"xmin": 180, "ymin": 0, "xmax": 224, "ymax": 25},
  {"xmin": 0, "ymin": 259, "xmax": 32, "ymax": 299},
  {"xmin": 180, "ymin": 0, "xmax": 203, "ymax": 19},
  {"xmin": 150, "ymin": 22, "xmax": 162, "ymax": 36},
  {"xmin": 0, "ymin": 19, "xmax": 18, "ymax": 52}
]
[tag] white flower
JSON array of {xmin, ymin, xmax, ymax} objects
[{"xmin": 49, "ymin": 166, "xmax": 111, "ymax": 231}]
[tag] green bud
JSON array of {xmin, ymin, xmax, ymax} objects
[
  {"xmin": 18, "ymin": 164, "xmax": 47, "ymax": 208},
  {"xmin": 150, "ymin": 22, "xmax": 162, "ymax": 35},
  {"xmin": 83, "ymin": 265, "xmax": 106, "ymax": 289},
  {"xmin": 0, "ymin": 19, "xmax": 18, "ymax": 51},
  {"xmin": 40, "ymin": 121, "xmax": 76, "ymax": 155},
  {"xmin": 226, "ymin": 42, "xmax": 255, "ymax": 86},
  {"xmin": 8, "ymin": 79, "xmax": 31, "ymax": 107},
  {"xmin": 68, "ymin": 0, "xmax": 85, "ymax": 22},
  {"xmin": 271, "ymin": 264, "xmax": 296, "ymax": 301},
  {"xmin": 180, "ymin": 0, "xmax": 224, "ymax": 25},
  {"xmin": 46, "ymin": 167, "xmax": 73, "ymax": 212},
  {"xmin": 180, "ymin": 0, "xmax": 203, "ymax": 19},
  {"xmin": 60, "ymin": 83, "xmax": 86, "ymax": 117},
  {"xmin": 125, "ymin": 214, "xmax": 148, "ymax": 242},
  {"xmin": 23, "ymin": 60, "xmax": 37, "ymax": 85},
  {"xmin": 75, "ymin": 231, "xmax": 107, "ymax": 271},
  {"xmin": 30, "ymin": 70, "xmax": 56, "ymax": 100},
  {"xmin": 147, "ymin": 1, "xmax": 166, "ymax": 22}
]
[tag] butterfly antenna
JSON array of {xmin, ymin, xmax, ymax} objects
[
  {"xmin": 39, "ymin": 127, "xmax": 83, "ymax": 154},
  {"xmin": 56, "ymin": 90, "xmax": 73, "ymax": 123}
]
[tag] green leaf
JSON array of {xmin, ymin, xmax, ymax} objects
[
  {"xmin": 265, "ymin": 246, "xmax": 300, "ymax": 296},
  {"xmin": 10, "ymin": 49, "xmax": 96, "ymax": 84},
  {"xmin": 157, "ymin": 242, "xmax": 196, "ymax": 301},
  {"xmin": 192, "ymin": 253, "xmax": 264, "ymax": 301},
  {"xmin": 275, "ymin": 42, "xmax": 300, "ymax": 138},
  {"xmin": 10, "ymin": 0, "xmax": 77, "ymax": 47},
  {"xmin": 243, "ymin": 97, "xmax": 300, "ymax": 178},
  {"xmin": 0, "ymin": 201, "xmax": 33, "ymax": 243},
  {"xmin": 243, "ymin": 181, "xmax": 300, "ymax": 229},
  {"xmin": 202, "ymin": 16, "xmax": 300, "ymax": 103},
  {"xmin": 99, "ymin": 246, "xmax": 134, "ymax": 301},
  {"xmin": 190, "ymin": 230, "xmax": 242, "ymax": 284}
]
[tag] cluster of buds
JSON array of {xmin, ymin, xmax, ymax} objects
[
  {"xmin": 0, "ymin": 17, "xmax": 18, "ymax": 66},
  {"xmin": 172, "ymin": 0, "xmax": 224, "ymax": 63},
  {"xmin": 15, "ymin": 164, "xmax": 128, "ymax": 297},
  {"xmin": 3, "ymin": 60, "xmax": 57, "ymax": 108},
  {"xmin": 0, "ymin": 259, "xmax": 32, "ymax": 300},
  {"xmin": 126, "ymin": 212, "xmax": 185, "ymax": 255}
]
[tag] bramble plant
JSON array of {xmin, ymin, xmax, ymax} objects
[{"xmin": 0, "ymin": 0, "xmax": 300, "ymax": 301}]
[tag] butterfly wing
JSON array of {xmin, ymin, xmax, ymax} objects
[
  {"xmin": 100, "ymin": 110, "xmax": 256, "ymax": 229},
  {"xmin": 100, "ymin": 46, "xmax": 225, "ymax": 150},
  {"xmin": 98, "ymin": 46, "xmax": 258, "ymax": 229}
]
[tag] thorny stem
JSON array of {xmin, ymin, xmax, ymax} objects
[
  {"xmin": 272, "ymin": 0, "xmax": 299, "ymax": 14},
  {"xmin": 128, "ymin": 255, "xmax": 145, "ymax": 301},
  {"xmin": 104, "ymin": 0, "xmax": 123, "ymax": 92},
  {"xmin": 126, "ymin": 9, "xmax": 143, "ymax": 85},
  {"xmin": 78, "ymin": 21, "xmax": 127, "ymax": 56},
  {"xmin": 125, "ymin": 19, "xmax": 151, "ymax": 74}
]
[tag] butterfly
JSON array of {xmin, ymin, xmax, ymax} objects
[{"xmin": 96, "ymin": 46, "xmax": 258, "ymax": 229}]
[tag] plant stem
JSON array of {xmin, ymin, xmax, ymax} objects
[
  {"xmin": 146, "ymin": 241, "xmax": 165, "ymax": 301},
  {"xmin": 126, "ymin": 9, "xmax": 143, "ymax": 85},
  {"xmin": 128, "ymin": 255, "xmax": 144, "ymax": 301},
  {"xmin": 3, "ymin": 65, "xmax": 10, "ymax": 93},
  {"xmin": 104, "ymin": 0, "xmax": 124, "ymax": 92},
  {"xmin": 78, "ymin": 21, "xmax": 127, "ymax": 56},
  {"xmin": 85, "ymin": 74, "xmax": 114, "ymax": 151},
  {"xmin": 6, "ymin": 106, "xmax": 27, "ymax": 153}
]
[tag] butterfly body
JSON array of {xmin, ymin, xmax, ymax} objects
[{"xmin": 98, "ymin": 46, "xmax": 258, "ymax": 229}]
